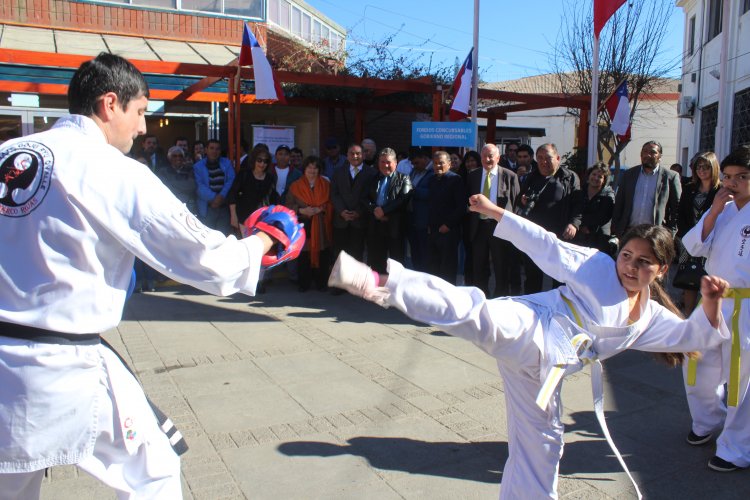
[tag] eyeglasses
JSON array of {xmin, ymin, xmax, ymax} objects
[
  {"xmin": 507, "ymin": 148, "xmax": 518, "ymax": 152},
  {"xmin": 257, "ymin": 158, "xmax": 270, "ymax": 164},
  {"xmin": 695, "ymin": 164, "xmax": 711, "ymax": 172}
]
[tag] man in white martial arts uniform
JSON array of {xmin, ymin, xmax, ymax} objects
[
  {"xmin": 682, "ymin": 146, "xmax": 750, "ymax": 472},
  {"xmin": 0, "ymin": 53, "xmax": 287, "ymax": 499}
]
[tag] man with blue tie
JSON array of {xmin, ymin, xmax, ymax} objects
[{"xmin": 366, "ymin": 148, "xmax": 412, "ymax": 273}]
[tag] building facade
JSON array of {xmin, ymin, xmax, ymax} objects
[
  {"xmin": 0, "ymin": 0, "xmax": 347, "ymax": 157},
  {"xmin": 676, "ymin": 0, "xmax": 750, "ymax": 166}
]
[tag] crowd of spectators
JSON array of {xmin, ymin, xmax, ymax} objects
[{"xmin": 130, "ymin": 134, "xmax": 745, "ymax": 309}]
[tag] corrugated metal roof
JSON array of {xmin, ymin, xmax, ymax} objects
[{"xmin": 0, "ymin": 24, "xmax": 239, "ymax": 66}]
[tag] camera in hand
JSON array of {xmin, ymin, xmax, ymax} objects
[{"xmin": 517, "ymin": 191, "xmax": 540, "ymax": 218}]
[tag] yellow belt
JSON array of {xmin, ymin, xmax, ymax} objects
[{"xmin": 686, "ymin": 287, "xmax": 750, "ymax": 407}]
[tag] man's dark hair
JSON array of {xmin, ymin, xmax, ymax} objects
[
  {"xmin": 206, "ymin": 139, "xmax": 222, "ymax": 148},
  {"xmin": 68, "ymin": 52, "xmax": 149, "ymax": 116},
  {"xmin": 517, "ymin": 144, "xmax": 534, "ymax": 156},
  {"xmin": 642, "ymin": 140, "xmax": 663, "ymax": 155},
  {"xmin": 291, "ymin": 147, "xmax": 303, "ymax": 156},
  {"xmin": 174, "ymin": 136, "xmax": 189, "ymax": 145},
  {"xmin": 721, "ymin": 145, "xmax": 750, "ymax": 171}
]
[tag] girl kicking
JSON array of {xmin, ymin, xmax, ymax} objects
[{"xmin": 328, "ymin": 193, "xmax": 730, "ymax": 499}]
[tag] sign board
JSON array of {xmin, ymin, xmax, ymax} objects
[
  {"xmin": 411, "ymin": 122, "xmax": 476, "ymax": 147},
  {"xmin": 252, "ymin": 125, "xmax": 295, "ymax": 154}
]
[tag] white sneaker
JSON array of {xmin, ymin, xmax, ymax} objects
[{"xmin": 328, "ymin": 251, "xmax": 375, "ymax": 297}]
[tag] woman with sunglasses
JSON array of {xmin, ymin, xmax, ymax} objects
[
  {"xmin": 675, "ymin": 152, "xmax": 721, "ymax": 313},
  {"xmin": 229, "ymin": 149, "xmax": 279, "ymax": 234}
]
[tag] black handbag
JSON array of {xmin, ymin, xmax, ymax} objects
[{"xmin": 673, "ymin": 256, "xmax": 706, "ymax": 290}]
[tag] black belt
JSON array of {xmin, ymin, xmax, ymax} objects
[
  {"xmin": 0, "ymin": 321, "xmax": 100, "ymax": 345},
  {"xmin": 0, "ymin": 321, "xmax": 189, "ymax": 456}
]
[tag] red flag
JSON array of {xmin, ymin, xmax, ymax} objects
[
  {"xmin": 449, "ymin": 49, "xmax": 473, "ymax": 121},
  {"xmin": 594, "ymin": 0, "xmax": 626, "ymax": 38},
  {"xmin": 239, "ymin": 24, "xmax": 286, "ymax": 103},
  {"xmin": 604, "ymin": 80, "xmax": 631, "ymax": 141}
]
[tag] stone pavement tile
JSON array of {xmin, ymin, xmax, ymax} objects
[
  {"xmin": 415, "ymin": 331, "xmax": 501, "ymax": 374},
  {"xmin": 454, "ymin": 394, "xmax": 508, "ymax": 437},
  {"xmin": 221, "ymin": 433, "xmax": 402, "ymax": 500},
  {"xmin": 187, "ymin": 384, "xmax": 310, "ymax": 433},
  {"xmin": 407, "ymin": 394, "xmax": 450, "ymax": 412},
  {"xmin": 348, "ymin": 337, "xmax": 498, "ymax": 394},
  {"xmin": 216, "ymin": 321, "xmax": 318, "ymax": 352},
  {"xmin": 137, "ymin": 321, "xmax": 240, "ymax": 360},
  {"xmin": 282, "ymin": 377, "xmax": 403, "ymax": 416},
  {"xmin": 375, "ymin": 451, "xmax": 502, "ymax": 500},
  {"xmin": 168, "ymin": 358, "xmax": 274, "ymax": 397}
]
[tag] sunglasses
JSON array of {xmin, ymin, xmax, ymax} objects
[{"xmin": 257, "ymin": 157, "xmax": 270, "ymax": 163}]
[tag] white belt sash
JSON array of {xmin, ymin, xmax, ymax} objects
[{"xmin": 536, "ymin": 294, "xmax": 643, "ymax": 499}]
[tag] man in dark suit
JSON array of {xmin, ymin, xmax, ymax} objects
[
  {"xmin": 611, "ymin": 140, "xmax": 682, "ymax": 237},
  {"xmin": 407, "ymin": 146, "xmax": 435, "ymax": 272},
  {"xmin": 366, "ymin": 147, "xmax": 413, "ymax": 274},
  {"xmin": 517, "ymin": 143, "xmax": 582, "ymax": 294},
  {"xmin": 499, "ymin": 141, "xmax": 519, "ymax": 172},
  {"xmin": 428, "ymin": 151, "xmax": 466, "ymax": 284},
  {"xmin": 330, "ymin": 144, "xmax": 376, "ymax": 265},
  {"xmin": 138, "ymin": 134, "xmax": 167, "ymax": 173},
  {"xmin": 468, "ymin": 143, "xmax": 520, "ymax": 297}
]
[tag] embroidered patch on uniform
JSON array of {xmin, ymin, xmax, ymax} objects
[
  {"xmin": 0, "ymin": 141, "xmax": 54, "ymax": 217},
  {"xmin": 738, "ymin": 226, "xmax": 750, "ymax": 257},
  {"xmin": 126, "ymin": 429, "xmax": 137, "ymax": 440},
  {"xmin": 176, "ymin": 210, "xmax": 210, "ymax": 241}
]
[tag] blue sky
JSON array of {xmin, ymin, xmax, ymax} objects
[{"xmin": 304, "ymin": 0, "xmax": 685, "ymax": 82}]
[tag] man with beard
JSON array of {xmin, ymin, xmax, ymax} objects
[{"xmin": 612, "ymin": 140, "xmax": 681, "ymax": 237}]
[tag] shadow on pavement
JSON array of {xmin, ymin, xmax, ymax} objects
[{"xmin": 278, "ymin": 437, "xmax": 506, "ymax": 484}]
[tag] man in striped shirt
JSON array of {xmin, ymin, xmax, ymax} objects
[{"xmin": 194, "ymin": 139, "xmax": 235, "ymax": 235}]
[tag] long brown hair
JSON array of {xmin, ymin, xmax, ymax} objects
[{"xmin": 619, "ymin": 225, "xmax": 700, "ymax": 367}]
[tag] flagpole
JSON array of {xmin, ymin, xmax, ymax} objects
[
  {"xmin": 471, "ymin": 0, "xmax": 479, "ymax": 150},
  {"xmin": 587, "ymin": 34, "xmax": 599, "ymax": 167}
]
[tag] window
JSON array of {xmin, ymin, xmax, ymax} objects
[
  {"xmin": 312, "ymin": 19, "xmax": 321, "ymax": 43},
  {"xmin": 291, "ymin": 6, "xmax": 301, "ymax": 37},
  {"xmin": 321, "ymin": 25, "xmax": 330, "ymax": 46},
  {"xmin": 269, "ymin": 0, "xmax": 279, "ymax": 24},
  {"xmin": 279, "ymin": 0, "xmax": 290, "ymax": 30},
  {"xmin": 181, "ymin": 0, "xmax": 219, "ymax": 14},
  {"xmin": 707, "ymin": 0, "xmax": 723, "ymax": 40},
  {"xmin": 688, "ymin": 16, "xmax": 696, "ymax": 56},
  {"xmin": 700, "ymin": 102, "xmax": 719, "ymax": 152},
  {"xmin": 78, "ymin": 0, "xmax": 262, "ymax": 19},
  {"xmin": 732, "ymin": 87, "xmax": 750, "ymax": 149},
  {"xmin": 302, "ymin": 13, "xmax": 311, "ymax": 42}
]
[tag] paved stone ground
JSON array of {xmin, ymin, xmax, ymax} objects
[{"xmin": 40, "ymin": 281, "xmax": 749, "ymax": 499}]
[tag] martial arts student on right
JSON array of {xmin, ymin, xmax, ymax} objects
[
  {"xmin": 328, "ymin": 192, "xmax": 731, "ymax": 499},
  {"xmin": 681, "ymin": 146, "xmax": 750, "ymax": 472}
]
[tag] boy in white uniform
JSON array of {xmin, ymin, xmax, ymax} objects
[
  {"xmin": 329, "ymin": 193, "xmax": 730, "ymax": 499},
  {"xmin": 0, "ymin": 54, "xmax": 292, "ymax": 498},
  {"xmin": 681, "ymin": 146, "xmax": 750, "ymax": 472}
]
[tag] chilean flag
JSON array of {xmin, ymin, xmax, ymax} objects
[
  {"xmin": 239, "ymin": 24, "xmax": 286, "ymax": 103},
  {"xmin": 449, "ymin": 49, "xmax": 473, "ymax": 121},
  {"xmin": 605, "ymin": 80, "xmax": 631, "ymax": 138},
  {"xmin": 594, "ymin": 0, "xmax": 626, "ymax": 38}
]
